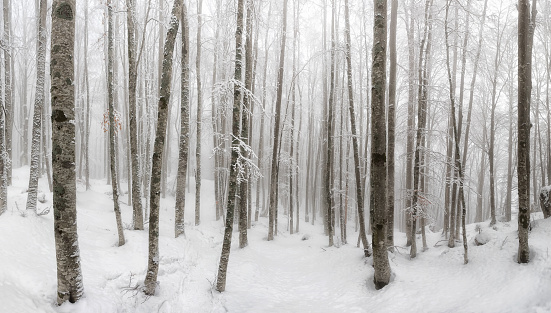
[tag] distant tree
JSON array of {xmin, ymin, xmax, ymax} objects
[{"xmin": 51, "ymin": 0, "xmax": 84, "ymax": 304}]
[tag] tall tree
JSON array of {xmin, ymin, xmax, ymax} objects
[
  {"xmin": 51, "ymin": 0, "xmax": 84, "ymax": 304},
  {"xmin": 3, "ymin": 0, "xmax": 12, "ymax": 185},
  {"xmin": 26, "ymin": 0, "xmax": 47, "ymax": 213},
  {"xmin": 326, "ymin": 0, "xmax": 336, "ymax": 247},
  {"xmin": 268, "ymin": 0, "xmax": 288, "ymax": 241},
  {"xmin": 386, "ymin": 0, "xmax": 398, "ymax": 248},
  {"xmin": 107, "ymin": 0, "xmax": 126, "ymax": 247},
  {"xmin": 371, "ymin": 0, "xmax": 391, "ymax": 289},
  {"xmin": 216, "ymin": 0, "xmax": 245, "ymax": 292},
  {"xmin": 517, "ymin": 0, "xmax": 536, "ymax": 264},
  {"xmin": 344, "ymin": 0, "xmax": 369, "ymax": 257},
  {"xmin": 126, "ymin": 0, "xmax": 144, "ymax": 230},
  {"xmin": 195, "ymin": 0, "xmax": 203, "ymax": 226},
  {"xmin": 84, "ymin": 0, "xmax": 91, "ymax": 191},
  {"xmin": 143, "ymin": 0, "xmax": 182, "ymax": 295},
  {"xmin": 175, "ymin": 2, "xmax": 190, "ymax": 238}
]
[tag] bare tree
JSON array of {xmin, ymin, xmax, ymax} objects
[
  {"xmin": 143, "ymin": 0, "xmax": 182, "ymax": 295},
  {"xmin": 3, "ymin": 0, "xmax": 12, "ymax": 185},
  {"xmin": 216, "ymin": 0, "xmax": 245, "ymax": 292},
  {"xmin": 195, "ymin": 0, "xmax": 203, "ymax": 226},
  {"xmin": 51, "ymin": 0, "xmax": 84, "ymax": 304}
]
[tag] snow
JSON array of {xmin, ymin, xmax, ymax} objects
[{"xmin": 1, "ymin": 166, "xmax": 551, "ymax": 313}]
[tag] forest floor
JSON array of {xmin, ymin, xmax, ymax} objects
[{"xmin": 1, "ymin": 167, "xmax": 551, "ymax": 313}]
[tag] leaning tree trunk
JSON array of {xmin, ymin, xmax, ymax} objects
[
  {"xmin": 143, "ymin": 0, "xmax": 182, "ymax": 295},
  {"xmin": 371, "ymin": 0, "xmax": 391, "ymax": 289},
  {"xmin": 51, "ymin": 0, "xmax": 84, "ymax": 304},
  {"xmin": 216, "ymin": 0, "xmax": 245, "ymax": 292},
  {"xmin": 26, "ymin": 0, "xmax": 47, "ymax": 213},
  {"xmin": 107, "ymin": 0, "xmax": 125, "ymax": 247},
  {"xmin": 344, "ymin": 0, "xmax": 369, "ymax": 257},
  {"xmin": 126, "ymin": 0, "xmax": 144, "ymax": 230},
  {"xmin": 175, "ymin": 2, "xmax": 190, "ymax": 239},
  {"xmin": 268, "ymin": 0, "xmax": 288, "ymax": 241}
]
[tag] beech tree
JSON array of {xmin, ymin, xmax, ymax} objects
[
  {"xmin": 143, "ymin": 0, "xmax": 182, "ymax": 295},
  {"xmin": 51, "ymin": 0, "xmax": 84, "ymax": 304}
]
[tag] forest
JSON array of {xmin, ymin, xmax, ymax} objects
[{"xmin": 0, "ymin": 0, "xmax": 550, "ymax": 312}]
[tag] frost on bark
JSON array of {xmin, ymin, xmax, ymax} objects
[
  {"xmin": 107, "ymin": 0, "xmax": 126, "ymax": 247},
  {"xmin": 143, "ymin": 0, "xmax": 182, "ymax": 295},
  {"xmin": 51, "ymin": 0, "xmax": 84, "ymax": 304},
  {"xmin": 404, "ymin": 0, "xmax": 415, "ymax": 247},
  {"xmin": 3, "ymin": 0, "xmax": 12, "ymax": 185},
  {"xmin": 344, "ymin": 0, "xmax": 369, "ymax": 257},
  {"xmin": 195, "ymin": 0, "xmax": 203, "ymax": 227},
  {"xmin": 175, "ymin": 1, "xmax": 190, "ymax": 238},
  {"xmin": 371, "ymin": 0, "xmax": 391, "ymax": 289},
  {"xmin": 268, "ymin": 0, "xmax": 288, "ymax": 241},
  {"xmin": 26, "ymin": 0, "xmax": 47, "ymax": 213},
  {"xmin": 126, "ymin": 0, "xmax": 144, "ymax": 230},
  {"xmin": 0, "ymin": 54, "xmax": 5, "ymax": 214},
  {"xmin": 325, "ymin": 0, "xmax": 336, "ymax": 247},
  {"xmin": 216, "ymin": 0, "xmax": 245, "ymax": 292}
]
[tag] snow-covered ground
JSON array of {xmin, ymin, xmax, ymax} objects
[{"xmin": 1, "ymin": 167, "xmax": 551, "ymax": 313}]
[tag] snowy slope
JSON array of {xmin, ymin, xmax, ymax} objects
[{"xmin": 1, "ymin": 167, "xmax": 550, "ymax": 313}]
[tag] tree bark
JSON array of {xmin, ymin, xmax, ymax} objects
[
  {"xmin": 51, "ymin": 0, "xmax": 84, "ymax": 304},
  {"xmin": 175, "ymin": 2, "xmax": 190, "ymax": 238},
  {"xmin": 26, "ymin": 0, "xmax": 47, "ymax": 213},
  {"xmin": 371, "ymin": 0, "xmax": 391, "ymax": 289},
  {"xmin": 126, "ymin": 0, "xmax": 144, "ymax": 230},
  {"xmin": 216, "ymin": 0, "xmax": 245, "ymax": 292},
  {"xmin": 195, "ymin": 0, "xmax": 203, "ymax": 226},
  {"xmin": 3, "ymin": 0, "xmax": 12, "ymax": 185},
  {"xmin": 268, "ymin": 0, "xmax": 288, "ymax": 241},
  {"xmin": 143, "ymin": 0, "xmax": 182, "ymax": 295}
]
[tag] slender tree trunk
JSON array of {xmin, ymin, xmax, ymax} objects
[
  {"xmin": 84, "ymin": 1, "xmax": 91, "ymax": 191},
  {"xmin": 268, "ymin": 0, "xmax": 288, "ymax": 241},
  {"xmin": 126, "ymin": 0, "xmax": 144, "ymax": 230},
  {"xmin": 51, "ymin": 0, "xmax": 84, "ymax": 304},
  {"xmin": 26, "ymin": 0, "xmax": 47, "ymax": 213},
  {"xmin": 4, "ymin": 0, "xmax": 12, "ymax": 185},
  {"xmin": 386, "ymin": 0, "xmax": 398, "ymax": 249},
  {"xmin": 107, "ymin": 0, "xmax": 126, "ymax": 247},
  {"xmin": 0, "ymin": 29, "xmax": 5, "ymax": 214},
  {"xmin": 211, "ymin": 0, "xmax": 222, "ymax": 221},
  {"xmin": 216, "ymin": 0, "xmax": 245, "ymax": 292},
  {"xmin": 143, "ymin": 0, "xmax": 182, "ymax": 295},
  {"xmin": 175, "ymin": 2, "xmax": 190, "ymax": 238},
  {"xmin": 195, "ymin": 0, "xmax": 203, "ymax": 226},
  {"xmin": 344, "ymin": 0, "xmax": 369, "ymax": 257}
]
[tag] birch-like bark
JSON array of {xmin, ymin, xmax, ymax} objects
[
  {"xmin": 3, "ymin": 0, "xmax": 12, "ymax": 185},
  {"xmin": 26, "ymin": 0, "xmax": 47, "ymax": 213},
  {"xmin": 143, "ymin": 0, "xmax": 182, "ymax": 295},
  {"xmin": 51, "ymin": 0, "xmax": 84, "ymax": 304}
]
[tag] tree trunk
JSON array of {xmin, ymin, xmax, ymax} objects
[
  {"xmin": 216, "ymin": 0, "xmax": 245, "ymax": 292},
  {"xmin": 4, "ymin": 0, "xmax": 12, "ymax": 185},
  {"xmin": 51, "ymin": 0, "xmax": 84, "ymax": 304},
  {"xmin": 268, "ymin": 0, "xmax": 288, "ymax": 241},
  {"xmin": 143, "ymin": 0, "xmax": 182, "ymax": 295},
  {"xmin": 175, "ymin": 2, "xmax": 190, "ymax": 238},
  {"xmin": 371, "ymin": 0, "xmax": 391, "ymax": 289},
  {"xmin": 26, "ymin": 0, "xmax": 47, "ymax": 213},
  {"xmin": 126, "ymin": 0, "xmax": 144, "ymax": 230},
  {"xmin": 195, "ymin": 0, "xmax": 203, "ymax": 226}
]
